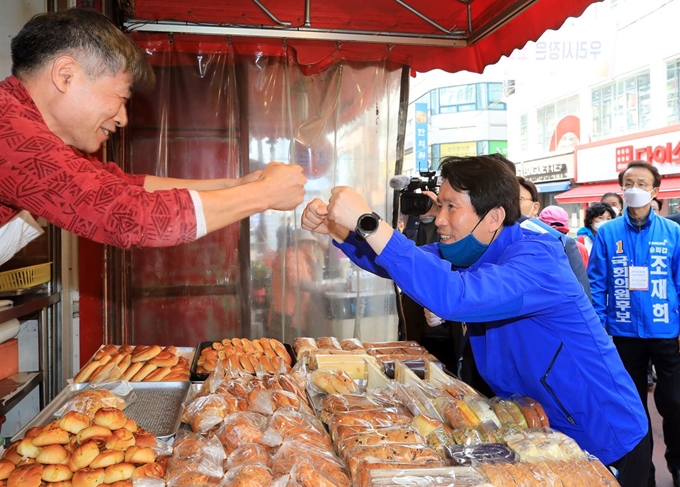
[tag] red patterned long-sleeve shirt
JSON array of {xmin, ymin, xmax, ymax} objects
[{"xmin": 0, "ymin": 76, "xmax": 198, "ymax": 249}]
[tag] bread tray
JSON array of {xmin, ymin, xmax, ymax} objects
[
  {"xmin": 76, "ymin": 345, "xmax": 195, "ymax": 382},
  {"xmin": 12, "ymin": 381, "xmax": 190, "ymax": 442}
]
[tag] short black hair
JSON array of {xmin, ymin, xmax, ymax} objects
[
  {"xmin": 517, "ymin": 177, "xmax": 538, "ymax": 203},
  {"xmin": 652, "ymin": 197, "xmax": 663, "ymax": 211},
  {"xmin": 11, "ymin": 8, "xmax": 155, "ymax": 93},
  {"xmin": 439, "ymin": 155, "xmax": 521, "ymax": 226},
  {"xmin": 618, "ymin": 161, "xmax": 661, "ymax": 188},
  {"xmin": 585, "ymin": 202, "xmax": 615, "ymax": 229}
]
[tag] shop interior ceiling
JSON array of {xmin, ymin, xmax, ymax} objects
[{"xmin": 124, "ymin": 0, "xmax": 602, "ymax": 74}]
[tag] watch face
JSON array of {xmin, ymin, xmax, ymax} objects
[{"xmin": 360, "ymin": 214, "xmax": 379, "ymax": 232}]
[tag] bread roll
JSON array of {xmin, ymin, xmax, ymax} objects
[
  {"xmin": 94, "ymin": 408, "xmax": 127, "ymax": 430},
  {"xmin": 41, "ymin": 464, "xmax": 73, "ymax": 482},
  {"xmin": 76, "ymin": 425, "xmax": 113, "ymax": 445},
  {"xmin": 0, "ymin": 459, "xmax": 15, "ymax": 480},
  {"xmin": 122, "ymin": 419, "xmax": 137, "ymax": 433},
  {"xmin": 144, "ymin": 366, "xmax": 171, "ymax": 382},
  {"xmin": 132, "ymin": 431, "xmax": 156, "ymax": 449},
  {"xmin": 89, "ymin": 450, "xmax": 125, "ymax": 469},
  {"xmin": 36, "ymin": 444, "xmax": 70, "ymax": 465},
  {"xmin": 105, "ymin": 428, "xmax": 135, "ymax": 451},
  {"xmin": 59, "ymin": 411, "xmax": 91, "ymax": 435},
  {"xmin": 68, "ymin": 440, "xmax": 100, "ymax": 471},
  {"xmin": 16, "ymin": 438, "xmax": 41, "ymax": 458},
  {"xmin": 2, "ymin": 443, "xmax": 22, "ymax": 466},
  {"xmin": 103, "ymin": 462, "xmax": 134, "ymax": 483},
  {"xmin": 131, "ymin": 462, "xmax": 164, "ymax": 479},
  {"xmin": 268, "ymin": 338, "xmax": 292, "ymax": 365},
  {"xmin": 73, "ymin": 360, "xmax": 102, "ymax": 383},
  {"xmin": 130, "ymin": 363, "xmax": 157, "ymax": 382},
  {"xmin": 118, "ymin": 345, "xmax": 134, "ymax": 355},
  {"xmin": 7, "ymin": 463, "xmax": 43, "ymax": 487},
  {"xmin": 165, "ymin": 371, "xmax": 191, "ymax": 381},
  {"xmin": 31, "ymin": 426, "xmax": 70, "ymax": 446},
  {"xmin": 71, "ymin": 468, "xmax": 105, "ymax": 487},
  {"xmin": 108, "ymin": 480, "xmax": 133, "ymax": 487},
  {"xmin": 123, "ymin": 446, "xmax": 155, "ymax": 464},
  {"xmin": 163, "ymin": 345, "xmax": 178, "ymax": 355},
  {"xmin": 131, "ymin": 345, "xmax": 162, "ymax": 363},
  {"xmin": 121, "ymin": 362, "xmax": 143, "ymax": 382},
  {"xmin": 148, "ymin": 352, "xmax": 178, "ymax": 368}
]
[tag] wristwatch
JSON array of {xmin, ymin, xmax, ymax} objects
[{"xmin": 355, "ymin": 212, "xmax": 382, "ymax": 240}]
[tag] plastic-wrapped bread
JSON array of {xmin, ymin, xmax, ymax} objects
[
  {"xmin": 292, "ymin": 337, "xmax": 318, "ymax": 358},
  {"xmin": 316, "ymin": 336, "xmax": 342, "ymax": 350},
  {"xmin": 337, "ymin": 426, "xmax": 425, "ymax": 459},
  {"xmin": 339, "ymin": 338, "xmax": 364, "ymax": 351},
  {"xmin": 345, "ymin": 444, "xmax": 443, "ymax": 480},
  {"xmin": 309, "ymin": 369, "xmax": 360, "ymax": 395},
  {"xmin": 329, "ymin": 407, "xmax": 413, "ymax": 434}
]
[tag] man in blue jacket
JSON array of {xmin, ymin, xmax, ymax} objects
[
  {"xmin": 302, "ymin": 155, "xmax": 649, "ymax": 487},
  {"xmin": 589, "ymin": 160, "xmax": 680, "ymax": 487}
]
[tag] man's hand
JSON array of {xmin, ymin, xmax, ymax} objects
[
  {"xmin": 258, "ymin": 163, "xmax": 307, "ymax": 210},
  {"xmin": 421, "ymin": 190, "xmax": 439, "ymax": 219},
  {"xmin": 239, "ymin": 170, "xmax": 263, "ymax": 185},
  {"xmin": 302, "ymin": 198, "xmax": 351, "ymax": 242},
  {"xmin": 327, "ymin": 186, "xmax": 373, "ymax": 230},
  {"xmin": 424, "ymin": 308, "xmax": 445, "ymax": 327}
]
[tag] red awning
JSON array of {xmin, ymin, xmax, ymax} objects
[
  {"xmin": 555, "ymin": 177, "xmax": 680, "ymax": 204},
  {"xmin": 126, "ymin": 0, "xmax": 602, "ymax": 74}
]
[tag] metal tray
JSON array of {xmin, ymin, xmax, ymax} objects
[
  {"xmin": 190, "ymin": 340, "xmax": 296, "ymax": 381},
  {"xmin": 76, "ymin": 345, "xmax": 195, "ymax": 382},
  {"xmin": 12, "ymin": 381, "xmax": 190, "ymax": 442}
]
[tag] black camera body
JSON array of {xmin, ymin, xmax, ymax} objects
[{"xmin": 400, "ymin": 171, "xmax": 440, "ymax": 216}]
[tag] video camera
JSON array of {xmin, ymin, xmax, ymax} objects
[{"xmin": 391, "ymin": 171, "xmax": 441, "ymax": 216}]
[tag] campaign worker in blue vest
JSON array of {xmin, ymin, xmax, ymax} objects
[{"xmin": 302, "ymin": 155, "xmax": 649, "ymax": 487}]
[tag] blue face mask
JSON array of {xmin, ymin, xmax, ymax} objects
[{"xmin": 437, "ymin": 216, "xmax": 491, "ymax": 268}]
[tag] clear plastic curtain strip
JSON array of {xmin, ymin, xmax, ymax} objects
[{"xmin": 123, "ymin": 35, "xmax": 400, "ymax": 345}]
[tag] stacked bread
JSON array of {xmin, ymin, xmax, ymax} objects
[
  {"xmin": 74, "ymin": 344, "xmax": 190, "ymax": 383},
  {"xmin": 195, "ymin": 338, "xmax": 292, "ymax": 375},
  {"xmin": 1, "ymin": 407, "xmax": 163, "ymax": 487}
]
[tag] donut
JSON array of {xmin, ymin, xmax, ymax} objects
[
  {"xmin": 41, "ymin": 464, "xmax": 73, "ymax": 482},
  {"xmin": 7, "ymin": 463, "xmax": 43, "ymax": 487},
  {"xmin": 59, "ymin": 411, "xmax": 91, "ymax": 435},
  {"xmin": 36, "ymin": 444, "xmax": 70, "ymax": 465},
  {"xmin": 94, "ymin": 408, "xmax": 127, "ymax": 431},
  {"xmin": 68, "ymin": 440, "xmax": 100, "ymax": 471},
  {"xmin": 131, "ymin": 345, "xmax": 161, "ymax": 363},
  {"xmin": 0, "ymin": 460, "xmax": 15, "ymax": 480},
  {"xmin": 89, "ymin": 450, "xmax": 125, "ymax": 469}
]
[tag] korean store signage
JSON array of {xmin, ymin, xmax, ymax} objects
[
  {"xmin": 575, "ymin": 129, "xmax": 680, "ymax": 183},
  {"xmin": 414, "ymin": 103, "xmax": 429, "ymax": 171}
]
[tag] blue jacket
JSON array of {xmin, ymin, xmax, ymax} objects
[
  {"xmin": 336, "ymin": 223, "xmax": 647, "ymax": 464},
  {"xmin": 588, "ymin": 209, "xmax": 680, "ymax": 338}
]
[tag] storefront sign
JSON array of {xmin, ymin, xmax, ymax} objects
[
  {"xmin": 489, "ymin": 140, "xmax": 509, "ymax": 156},
  {"xmin": 414, "ymin": 103, "xmax": 429, "ymax": 171},
  {"xmin": 519, "ymin": 152, "xmax": 574, "ymax": 182},
  {"xmin": 441, "ymin": 141, "xmax": 477, "ymax": 157},
  {"xmin": 576, "ymin": 128, "xmax": 680, "ymax": 183}
]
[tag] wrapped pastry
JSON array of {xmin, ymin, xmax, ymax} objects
[
  {"xmin": 59, "ymin": 389, "xmax": 126, "ymax": 419},
  {"xmin": 339, "ymin": 338, "xmax": 365, "ymax": 351},
  {"xmin": 182, "ymin": 393, "xmax": 228, "ymax": 433},
  {"xmin": 337, "ymin": 426, "xmax": 426, "ymax": 459},
  {"xmin": 225, "ymin": 444, "xmax": 271, "ymax": 470},
  {"xmin": 221, "ymin": 464, "xmax": 273, "ymax": 486},
  {"xmin": 309, "ymin": 369, "xmax": 360, "ymax": 395},
  {"xmin": 292, "ymin": 337, "xmax": 318, "ymax": 358},
  {"xmin": 345, "ymin": 444, "xmax": 443, "ymax": 481},
  {"xmin": 272, "ymin": 440, "xmax": 350, "ymax": 487},
  {"xmin": 215, "ymin": 411, "xmax": 268, "ymax": 454},
  {"xmin": 316, "ymin": 336, "xmax": 342, "ymax": 350}
]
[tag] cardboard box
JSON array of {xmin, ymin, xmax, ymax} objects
[{"xmin": 0, "ymin": 338, "xmax": 19, "ymax": 380}]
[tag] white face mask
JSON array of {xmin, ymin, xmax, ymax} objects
[
  {"xmin": 611, "ymin": 206, "xmax": 621, "ymax": 217},
  {"xmin": 593, "ymin": 220, "xmax": 608, "ymax": 232},
  {"xmin": 622, "ymin": 187, "xmax": 652, "ymax": 209},
  {"xmin": 419, "ymin": 216, "xmax": 435, "ymax": 224}
]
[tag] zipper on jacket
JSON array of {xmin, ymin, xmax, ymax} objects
[{"xmin": 540, "ymin": 343, "xmax": 577, "ymax": 425}]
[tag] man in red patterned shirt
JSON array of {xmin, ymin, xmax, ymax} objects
[{"xmin": 0, "ymin": 8, "xmax": 306, "ymax": 263}]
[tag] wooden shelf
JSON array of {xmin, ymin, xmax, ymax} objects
[
  {"xmin": 0, "ymin": 292, "xmax": 60, "ymax": 323},
  {"xmin": 0, "ymin": 372, "xmax": 42, "ymax": 417}
]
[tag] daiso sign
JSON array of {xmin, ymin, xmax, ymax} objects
[
  {"xmin": 574, "ymin": 127, "xmax": 680, "ymax": 183},
  {"xmin": 615, "ymin": 141, "xmax": 680, "ymax": 171}
]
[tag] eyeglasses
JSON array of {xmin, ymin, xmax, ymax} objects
[
  {"xmin": 622, "ymin": 181, "xmax": 652, "ymax": 191},
  {"xmin": 519, "ymin": 197, "xmax": 535, "ymax": 203}
]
